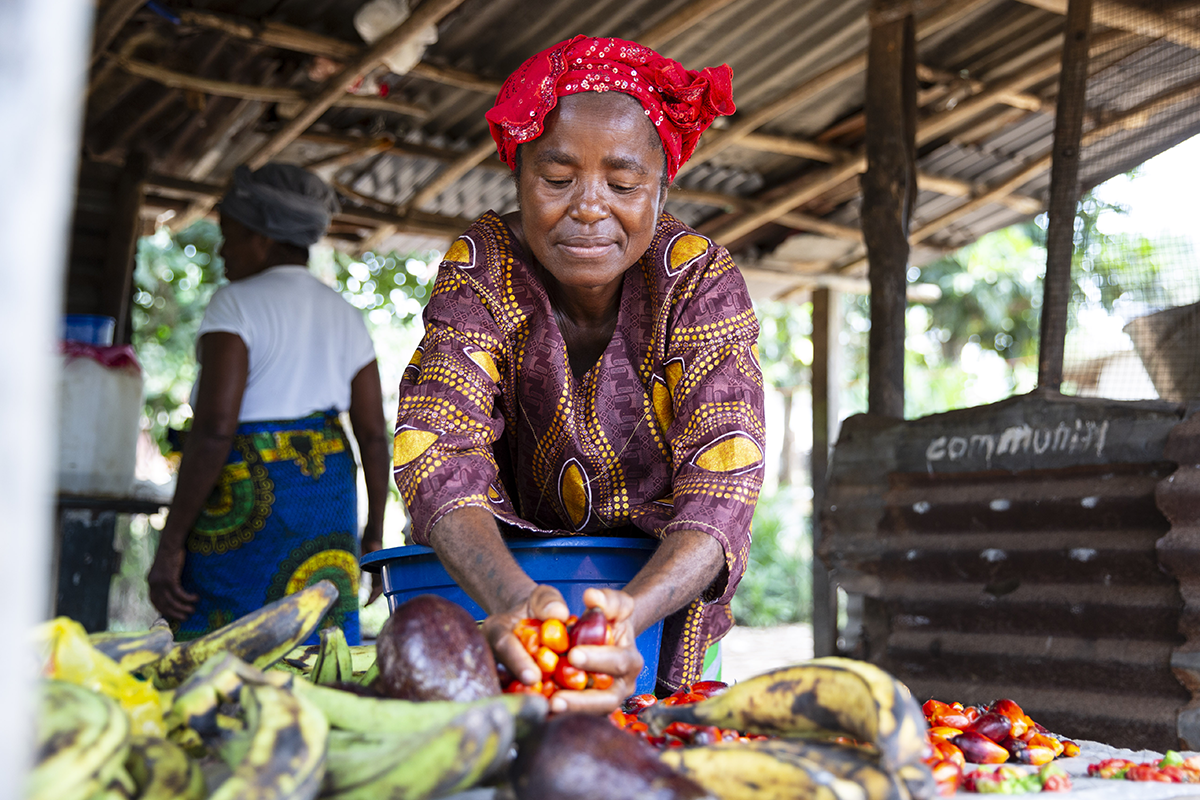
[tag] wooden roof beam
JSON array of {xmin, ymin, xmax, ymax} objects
[
  {"xmin": 175, "ymin": 8, "xmax": 504, "ymax": 95},
  {"xmin": 705, "ymin": 29, "xmax": 1131, "ymax": 246},
  {"xmin": 245, "ymin": 0, "xmax": 469, "ymax": 170},
  {"xmin": 1015, "ymin": 0, "xmax": 1200, "ymax": 51},
  {"xmin": 114, "ymin": 56, "xmax": 428, "ymax": 117},
  {"xmin": 679, "ymin": 0, "xmax": 993, "ymax": 175},
  {"xmin": 736, "ymin": 130, "xmax": 1042, "ymax": 214},
  {"xmin": 828, "ymin": 72, "xmax": 1200, "ymax": 273}
]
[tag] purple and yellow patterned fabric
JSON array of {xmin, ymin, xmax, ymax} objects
[
  {"xmin": 175, "ymin": 411, "xmax": 361, "ymax": 644},
  {"xmin": 393, "ymin": 211, "xmax": 764, "ymax": 692}
]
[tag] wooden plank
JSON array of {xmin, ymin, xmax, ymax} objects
[
  {"xmin": 99, "ymin": 152, "xmax": 148, "ymax": 342},
  {"xmin": 245, "ymin": 0, "xmax": 469, "ymax": 170},
  {"xmin": 91, "ymin": 0, "xmax": 145, "ymax": 66},
  {"xmin": 862, "ymin": 0, "xmax": 916, "ymax": 419},
  {"xmin": 114, "ymin": 56, "xmax": 428, "ymax": 118},
  {"xmin": 812, "ymin": 287, "xmax": 839, "ymax": 657},
  {"xmin": 402, "ymin": 137, "xmax": 497, "ymax": 214},
  {"xmin": 1038, "ymin": 0, "xmax": 1093, "ymax": 390}
]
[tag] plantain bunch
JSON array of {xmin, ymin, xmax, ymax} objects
[
  {"xmin": 643, "ymin": 658, "xmax": 938, "ymax": 800},
  {"xmin": 26, "ymin": 578, "xmax": 549, "ymax": 800}
]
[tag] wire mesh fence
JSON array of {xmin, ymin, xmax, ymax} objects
[{"xmin": 1062, "ymin": 0, "xmax": 1200, "ymax": 402}]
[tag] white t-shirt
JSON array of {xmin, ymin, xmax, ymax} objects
[{"xmin": 195, "ymin": 265, "xmax": 377, "ymax": 421}]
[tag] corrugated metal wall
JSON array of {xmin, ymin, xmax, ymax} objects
[{"xmin": 821, "ymin": 392, "xmax": 1190, "ymax": 750}]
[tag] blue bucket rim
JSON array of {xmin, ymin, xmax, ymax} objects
[{"xmin": 360, "ymin": 535, "xmax": 657, "ymax": 572}]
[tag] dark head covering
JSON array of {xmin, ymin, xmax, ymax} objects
[
  {"xmin": 219, "ymin": 163, "xmax": 340, "ymax": 247},
  {"xmin": 485, "ymin": 36, "xmax": 735, "ymax": 182}
]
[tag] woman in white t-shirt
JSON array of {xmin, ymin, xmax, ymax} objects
[{"xmin": 147, "ymin": 164, "xmax": 388, "ymax": 644}]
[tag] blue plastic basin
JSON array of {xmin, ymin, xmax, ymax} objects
[{"xmin": 361, "ymin": 536, "xmax": 662, "ymax": 695}]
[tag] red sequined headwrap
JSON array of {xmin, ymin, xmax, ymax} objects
[{"xmin": 485, "ymin": 36, "xmax": 735, "ymax": 182}]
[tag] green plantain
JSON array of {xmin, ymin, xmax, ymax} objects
[
  {"xmin": 311, "ymin": 626, "xmax": 354, "ymax": 686},
  {"xmin": 208, "ymin": 683, "xmax": 329, "ymax": 800},
  {"xmin": 147, "ymin": 580, "xmax": 339, "ymax": 689},
  {"xmin": 28, "ymin": 680, "xmax": 132, "ymax": 800},
  {"xmin": 642, "ymin": 658, "xmax": 930, "ymax": 773},
  {"xmin": 125, "ymin": 735, "xmax": 206, "ymax": 800},
  {"xmin": 320, "ymin": 699, "xmax": 513, "ymax": 800},
  {"xmin": 89, "ymin": 625, "xmax": 175, "ymax": 673},
  {"xmin": 293, "ymin": 679, "xmax": 547, "ymax": 738}
]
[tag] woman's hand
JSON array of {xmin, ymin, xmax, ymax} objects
[
  {"xmin": 482, "ymin": 584, "xmax": 570, "ymax": 688},
  {"xmin": 550, "ymin": 587, "xmax": 643, "ymax": 714},
  {"xmin": 147, "ymin": 542, "xmax": 198, "ymax": 621}
]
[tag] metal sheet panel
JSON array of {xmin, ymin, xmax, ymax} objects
[{"xmin": 821, "ymin": 393, "xmax": 1190, "ymax": 749}]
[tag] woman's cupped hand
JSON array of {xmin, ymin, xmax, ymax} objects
[{"xmin": 483, "ymin": 585, "xmax": 643, "ymax": 715}]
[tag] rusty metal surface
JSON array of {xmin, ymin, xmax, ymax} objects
[
  {"xmin": 82, "ymin": 0, "xmax": 1200, "ymax": 264},
  {"xmin": 821, "ymin": 392, "xmax": 1191, "ymax": 749}
]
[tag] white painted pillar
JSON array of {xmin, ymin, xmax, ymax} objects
[{"xmin": 0, "ymin": 0, "xmax": 93, "ymax": 794}]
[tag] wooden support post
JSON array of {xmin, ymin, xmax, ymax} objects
[
  {"xmin": 811, "ymin": 288, "xmax": 839, "ymax": 658},
  {"xmin": 862, "ymin": 1, "xmax": 917, "ymax": 419},
  {"xmin": 101, "ymin": 152, "xmax": 149, "ymax": 342},
  {"xmin": 1038, "ymin": 0, "xmax": 1092, "ymax": 390}
]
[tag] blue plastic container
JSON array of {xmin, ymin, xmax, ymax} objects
[
  {"xmin": 361, "ymin": 536, "xmax": 662, "ymax": 695},
  {"xmin": 62, "ymin": 314, "xmax": 116, "ymax": 346}
]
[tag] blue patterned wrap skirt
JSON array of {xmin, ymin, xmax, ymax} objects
[{"xmin": 174, "ymin": 410, "xmax": 360, "ymax": 644}]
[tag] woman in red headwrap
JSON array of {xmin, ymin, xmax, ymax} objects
[{"xmin": 392, "ymin": 36, "xmax": 764, "ymax": 713}]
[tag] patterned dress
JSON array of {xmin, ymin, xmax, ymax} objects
[
  {"xmin": 393, "ymin": 211, "xmax": 765, "ymax": 692},
  {"xmin": 175, "ymin": 411, "xmax": 361, "ymax": 643}
]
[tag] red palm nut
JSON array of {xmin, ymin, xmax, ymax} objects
[
  {"xmin": 951, "ymin": 731, "xmax": 1011, "ymax": 764},
  {"xmin": 989, "ymin": 698, "xmax": 1026, "ymax": 722},
  {"xmin": 933, "ymin": 712, "xmax": 972, "ymax": 730},
  {"xmin": 534, "ymin": 646, "xmax": 559, "ymax": 676},
  {"xmin": 929, "ymin": 759, "xmax": 963, "ymax": 797},
  {"xmin": 555, "ymin": 661, "xmax": 589, "ymax": 691},
  {"xmin": 1060, "ymin": 739, "xmax": 1080, "ymax": 758},
  {"xmin": 689, "ymin": 680, "xmax": 729, "ymax": 698},
  {"xmin": 623, "ymin": 694, "xmax": 657, "ymax": 714},
  {"xmin": 515, "ymin": 621, "xmax": 541, "ymax": 656},
  {"xmin": 540, "ymin": 619, "xmax": 570, "ymax": 654},
  {"xmin": 927, "ymin": 726, "xmax": 964, "ymax": 742},
  {"xmin": 588, "ymin": 672, "xmax": 613, "ymax": 691},
  {"xmin": 1027, "ymin": 733, "xmax": 1064, "ymax": 757},
  {"xmin": 924, "ymin": 699, "xmax": 953, "ymax": 718},
  {"xmin": 569, "ymin": 607, "xmax": 609, "ymax": 647},
  {"xmin": 932, "ymin": 739, "xmax": 966, "ymax": 768},
  {"xmin": 1125, "ymin": 764, "xmax": 1175, "ymax": 782},
  {"xmin": 967, "ymin": 712, "xmax": 1014, "ymax": 743}
]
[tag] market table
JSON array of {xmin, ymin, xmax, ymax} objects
[{"xmin": 954, "ymin": 741, "xmax": 1200, "ymax": 798}]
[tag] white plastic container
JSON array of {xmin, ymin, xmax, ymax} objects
[{"xmin": 56, "ymin": 353, "xmax": 142, "ymax": 497}]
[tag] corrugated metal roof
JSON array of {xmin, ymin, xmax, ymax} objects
[{"xmin": 85, "ymin": 0, "xmax": 1200, "ymax": 291}]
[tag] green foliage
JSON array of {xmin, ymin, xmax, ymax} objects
[
  {"xmin": 132, "ymin": 222, "xmax": 224, "ymax": 448},
  {"xmin": 131, "ymin": 222, "xmax": 439, "ymax": 453},
  {"xmin": 731, "ymin": 489, "xmax": 812, "ymax": 627},
  {"xmin": 756, "ymin": 300, "xmax": 813, "ymax": 390}
]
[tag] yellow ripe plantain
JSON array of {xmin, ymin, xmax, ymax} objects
[
  {"xmin": 660, "ymin": 740, "xmax": 869, "ymax": 800},
  {"xmin": 28, "ymin": 681, "xmax": 132, "ymax": 800},
  {"xmin": 748, "ymin": 739, "xmax": 927, "ymax": 800},
  {"xmin": 642, "ymin": 658, "xmax": 930, "ymax": 774},
  {"xmin": 321, "ymin": 700, "xmax": 514, "ymax": 800},
  {"xmin": 208, "ymin": 683, "xmax": 329, "ymax": 800},
  {"xmin": 125, "ymin": 735, "xmax": 206, "ymax": 800},
  {"xmin": 147, "ymin": 580, "xmax": 339, "ymax": 689},
  {"xmin": 88, "ymin": 626, "xmax": 175, "ymax": 673}
]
